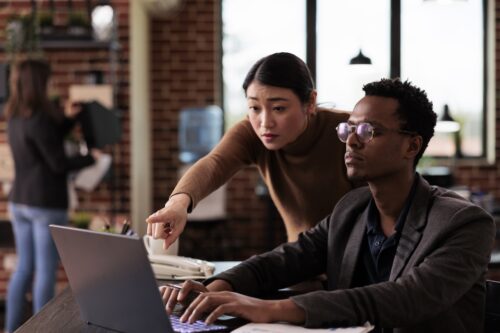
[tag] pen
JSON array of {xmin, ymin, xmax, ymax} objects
[
  {"xmin": 165, "ymin": 283, "xmax": 202, "ymax": 305},
  {"xmin": 120, "ymin": 219, "xmax": 130, "ymax": 235},
  {"xmin": 166, "ymin": 283, "xmax": 200, "ymax": 293}
]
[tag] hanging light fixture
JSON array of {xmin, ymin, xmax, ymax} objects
[
  {"xmin": 435, "ymin": 104, "xmax": 460, "ymax": 133},
  {"xmin": 423, "ymin": 0, "xmax": 467, "ymax": 3},
  {"xmin": 91, "ymin": 1, "xmax": 114, "ymax": 41},
  {"xmin": 349, "ymin": 49, "xmax": 372, "ymax": 65}
]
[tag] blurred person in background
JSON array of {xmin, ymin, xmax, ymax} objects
[{"xmin": 4, "ymin": 59, "xmax": 100, "ymax": 332}]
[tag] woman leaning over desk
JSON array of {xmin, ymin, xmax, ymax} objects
[
  {"xmin": 4, "ymin": 59, "xmax": 100, "ymax": 332},
  {"xmin": 147, "ymin": 52, "xmax": 352, "ymax": 247}
]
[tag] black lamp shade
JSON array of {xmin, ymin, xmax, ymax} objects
[
  {"xmin": 440, "ymin": 104, "xmax": 455, "ymax": 122},
  {"xmin": 350, "ymin": 49, "xmax": 372, "ymax": 65},
  {"xmin": 436, "ymin": 104, "xmax": 460, "ymax": 133}
]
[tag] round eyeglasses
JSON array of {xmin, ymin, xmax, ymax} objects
[{"xmin": 336, "ymin": 122, "xmax": 417, "ymax": 143}]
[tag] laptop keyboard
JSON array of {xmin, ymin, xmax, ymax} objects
[{"xmin": 170, "ymin": 314, "xmax": 228, "ymax": 333}]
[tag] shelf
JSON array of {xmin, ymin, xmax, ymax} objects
[
  {"xmin": 0, "ymin": 40, "xmax": 110, "ymax": 51},
  {"xmin": 44, "ymin": 39, "xmax": 110, "ymax": 49}
]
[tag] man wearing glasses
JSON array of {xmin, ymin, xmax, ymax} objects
[{"xmin": 161, "ymin": 78, "xmax": 494, "ymax": 332}]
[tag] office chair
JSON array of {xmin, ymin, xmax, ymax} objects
[{"xmin": 485, "ymin": 279, "xmax": 500, "ymax": 333}]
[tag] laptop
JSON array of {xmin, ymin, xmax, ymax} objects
[{"xmin": 50, "ymin": 225, "xmax": 238, "ymax": 333}]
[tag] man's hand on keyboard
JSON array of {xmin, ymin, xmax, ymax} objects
[
  {"xmin": 179, "ymin": 291, "xmax": 277, "ymax": 325},
  {"xmin": 161, "ymin": 280, "xmax": 208, "ymax": 314},
  {"xmin": 163, "ymin": 280, "xmax": 306, "ymax": 326}
]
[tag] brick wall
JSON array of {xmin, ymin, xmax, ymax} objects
[
  {"xmin": 149, "ymin": 0, "xmax": 285, "ymax": 260},
  {"xmin": 0, "ymin": 0, "xmax": 499, "ymax": 263},
  {"xmin": 0, "ymin": 0, "xmax": 130, "ymax": 219}
]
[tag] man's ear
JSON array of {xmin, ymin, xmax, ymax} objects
[{"xmin": 405, "ymin": 135, "xmax": 423, "ymax": 159}]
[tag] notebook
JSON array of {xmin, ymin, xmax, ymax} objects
[{"xmin": 50, "ymin": 225, "xmax": 236, "ymax": 333}]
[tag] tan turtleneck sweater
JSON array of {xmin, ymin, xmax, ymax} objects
[{"xmin": 171, "ymin": 108, "xmax": 352, "ymax": 241}]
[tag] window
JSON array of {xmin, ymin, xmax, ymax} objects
[
  {"xmin": 401, "ymin": 0, "xmax": 485, "ymax": 157},
  {"xmin": 222, "ymin": 0, "xmax": 492, "ymax": 160},
  {"xmin": 222, "ymin": 0, "xmax": 306, "ymax": 128},
  {"xmin": 316, "ymin": 0, "xmax": 390, "ymax": 110}
]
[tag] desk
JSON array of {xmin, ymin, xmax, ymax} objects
[{"xmin": 16, "ymin": 261, "xmax": 240, "ymax": 333}]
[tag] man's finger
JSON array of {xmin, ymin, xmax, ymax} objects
[
  {"xmin": 187, "ymin": 294, "xmax": 217, "ymax": 324},
  {"xmin": 161, "ymin": 286, "xmax": 172, "ymax": 304},
  {"xmin": 180, "ymin": 292, "xmax": 205, "ymax": 322},
  {"xmin": 205, "ymin": 304, "xmax": 231, "ymax": 325},
  {"xmin": 166, "ymin": 288, "xmax": 180, "ymax": 314}
]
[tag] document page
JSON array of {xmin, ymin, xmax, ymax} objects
[
  {"xmin": 232, "ymin": 322, "xmax": 373, "ymax": 333},
  {"xmin": 74, "ymin": 153, "xmax": 111, "ymax": 192}
]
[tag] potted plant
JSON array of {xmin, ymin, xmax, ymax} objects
[
  {"xmin": 70, "ymin": 211, "xmax": 92, "ymax": 229},
  {"xmin": 5, "ymin": 13, "xmax": 41, "ymax": 60},
  {"xmin": 67, "ymin": 11, "xmax": 90, "ymax": 36},
  {"xmin": 38, "ymin": 10, "xmax": 54, "ymax": 36}
]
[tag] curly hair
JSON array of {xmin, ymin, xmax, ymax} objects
[{"xmin": 363, "ymin": 78, "xmax": 437, "ymax": 167}]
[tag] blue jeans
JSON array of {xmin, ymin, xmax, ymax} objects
[{"xmin": 5, "ymin": 203, "xmax": 68, "ymax": 332}]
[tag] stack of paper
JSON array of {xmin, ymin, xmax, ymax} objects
[
  {"xmin": 232, "ymin": 322, "xmax": 374, "ymax": 333},
  {"xmin": 74, "ymin": 153, "xmax": 112, "ymax": 192}
]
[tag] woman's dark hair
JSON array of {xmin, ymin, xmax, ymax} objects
[
  {"xmin": 363, "ymin": 78, "xmax": 437, "ymax": 168},
  {"xmin": 4, "ymin": 59, "xmax": 57, "ymax": 121},
  {"xmin": 242, "ymin": 52, "xmax": 315, "ymax": 104}
]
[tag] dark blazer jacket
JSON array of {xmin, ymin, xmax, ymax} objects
[
  {"xmin": 8, "ymin": 111, "xmax": 94, "ymax": 209},
  {"xmin": 214, "ymin": 175, "xmax": 495, "ymax": 332}
]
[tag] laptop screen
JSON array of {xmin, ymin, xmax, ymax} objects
[{"xmin": 50, "ymin": 225, "xmax": 234, "ymax": 333}]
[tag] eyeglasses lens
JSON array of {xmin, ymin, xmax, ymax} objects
[
  {"xmin": 336, "ymin": 122, "xmax": 374, "ymax": 143},
  {"xmin": 337, "ymin": 123, "xmax": 350, "ymax": 142},
  {"xmin": 357, "ymin": 123, "xmax": 373, "ymax": 142}
]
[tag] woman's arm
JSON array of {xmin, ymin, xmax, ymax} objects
[
  {"xmin": 170, "ymin": 119, "xmax": 258, "ymax": 208},
  {"xmin": 146, "ymin": 119, "xmax": 260, "ymax": 247}
]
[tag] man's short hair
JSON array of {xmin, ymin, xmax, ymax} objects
[{"xmin": 363, "ymin": 78, "xmax": 437, "ymax": 167}]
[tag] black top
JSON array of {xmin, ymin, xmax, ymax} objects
[{"xmin": 7, "ymin": 111, "xmax": 95, "ymax": 209}]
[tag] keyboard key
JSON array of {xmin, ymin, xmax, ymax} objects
[{"xmin": 170, "ymin": 314, "xmax": 228, "ymax": 333}]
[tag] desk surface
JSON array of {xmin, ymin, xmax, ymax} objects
[{"xmin": 16, "ymin": 261, "xmax": 240, "ymax": 333}]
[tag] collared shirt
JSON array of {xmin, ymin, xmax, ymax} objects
[{"xmin": 352, "ymin": 175, "xmax": 419, "ymax": 286}]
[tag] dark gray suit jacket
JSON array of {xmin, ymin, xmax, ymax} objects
[{"xmin": 214, "ymin": 176, "xmax": 495, "ymax": 332}]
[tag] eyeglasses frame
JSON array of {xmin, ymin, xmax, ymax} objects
[{"xmin": 336, "ymin": 122, "xmax": 418, "ymax": 143}]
